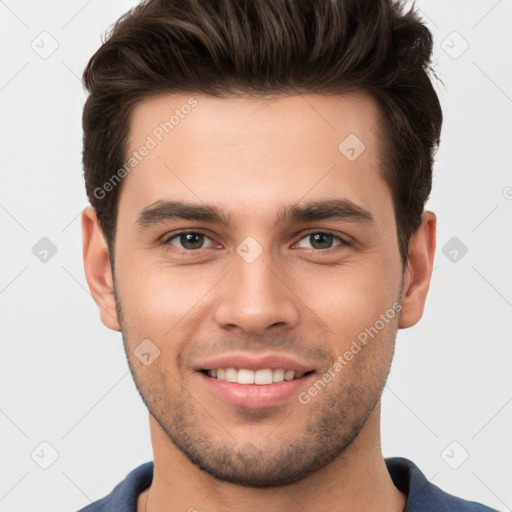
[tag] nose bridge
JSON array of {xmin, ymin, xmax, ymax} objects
[{"xmin": 213, "ymin": 240, "xmax": 300, "ymax": 334}]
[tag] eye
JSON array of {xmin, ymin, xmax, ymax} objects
[
  {"xmin": 295, "ymin": 231, "xmax": 348, "ymax": 251},
  {"xmin": 164, "ymin": 232, "xmax": 217, "ymax": 252},
  {"xmin": 162, "ymin": 230, "xmax": 349, "ymax": 254}
]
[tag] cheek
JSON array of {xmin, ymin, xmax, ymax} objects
[
  {"xmin": 115, "ymin": 259, "xmax": 217, "ymax": 340},
  {"xmin": 296, "ymin": 262, "xmax": 400, "ymax": 338},
  {"xmin": 115, "ymin": 238, "xmax": 401, "ymax": 343}
]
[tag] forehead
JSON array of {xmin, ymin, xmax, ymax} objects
[{"xmin": 119, "ymin": 91, "xmax": 391, "ymax": 229}]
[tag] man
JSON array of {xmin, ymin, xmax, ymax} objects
[{"xmin": 78, "ymin": 0, "xmax": 498, "ymax": 510}]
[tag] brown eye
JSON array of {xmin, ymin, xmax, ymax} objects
[
  {"xmin": 296, "ymin": 232, "xmax": 347, "ymax": 251},
  {"xmin": 165, "ymin": 232, "xmax": 215, "ymax": 251}
]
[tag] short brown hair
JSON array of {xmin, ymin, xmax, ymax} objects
[{"xmin": 82, "ymin": 0, "xmax": 442, "ymax": 266}]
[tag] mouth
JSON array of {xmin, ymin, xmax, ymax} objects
[
  {"xmin": 200, "ymin": 367, "xmax": 315, "ymax": 385},
  {"xmin": 194, "ymin": 353, "xmax": 317, "ymax": 408},
  {"xmin": 195, "ymin": 354, "xmax": 317, "ymax": 408}
]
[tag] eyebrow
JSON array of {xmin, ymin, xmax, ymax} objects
[{"xmin": 135, "ymin": 198, "xmax": 375, "ymax": 229}]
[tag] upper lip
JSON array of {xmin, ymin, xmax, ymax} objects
[{"xmin": 194, "ymin": 352, "xmax": 315, "ymax": 373}]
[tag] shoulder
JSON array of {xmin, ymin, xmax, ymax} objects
[
  {"xmin": 385, "ymin": 457, "xmax": 499, "ymax": 512},
  {"xmin": 75, "ymin": 461, "xmax": 154, "ymax": 512}
]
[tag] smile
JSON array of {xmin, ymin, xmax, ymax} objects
[{"xmin": 203, "ymin": 368, "xmax": 313, "ymax": 385}]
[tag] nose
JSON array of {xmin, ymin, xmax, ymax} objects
[{"xmin": 213, "ymin": 246, "xmax": 300, "ymax": 336}]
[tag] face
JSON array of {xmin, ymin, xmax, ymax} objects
[{"xmin": 111, "ymin": 92, "xmax": 405, "ymax": 486}]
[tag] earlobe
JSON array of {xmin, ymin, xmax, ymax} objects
[
  {"xmin": 81, "ymin": 206, "xmax": 121, "ymax": 332},
  {"xmin": 398, "ymin": 211, "xmax": 437, "ymax": 329}
]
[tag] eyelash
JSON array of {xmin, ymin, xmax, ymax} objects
[{"xmin": 162, "ymin": 230, "xmax": 350, "ymax": 255}]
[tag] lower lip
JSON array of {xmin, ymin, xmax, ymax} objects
[{"xmin": 198, "ymin": 371, "xmax": 315, "ymax": 409}]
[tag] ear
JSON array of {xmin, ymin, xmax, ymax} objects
[
  {"xmin": 81, "ymin": 206, "xmax": 121, "ymax": 331},
  {"xmin": 398, "ymin": 211, "xmax": 436, "ymax": 329}
]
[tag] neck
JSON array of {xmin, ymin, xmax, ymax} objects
[{"xmin": 138, "ymin": 402, "xmax": 406, "ymax": 512}]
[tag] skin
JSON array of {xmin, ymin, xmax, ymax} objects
[{"xmin": 82, "ymin": 91, "xmax": 436, "ymax": 512}]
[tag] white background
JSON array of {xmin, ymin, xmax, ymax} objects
[{"xmin": 1, "ymin": 1, "xmax": 511, "ymax": 511}]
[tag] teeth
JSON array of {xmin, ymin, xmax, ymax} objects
[
  {"xmin": 225, "ymin": 367, "xmax": 237, "ymax": 383},
  {"xmin": 273, "ymin": 369, "xmax": 285, "ymax": 382},
  {"xmin": 254, "ymin": 369, "xmax": 273, "ymax": 385},
  {"xmin": 237, "ymin": 368, "xmax": 255, "ymax": 384},
  {"xmin": 207, "ymin": 368, "xmax": 306, "ymax": 385}
]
